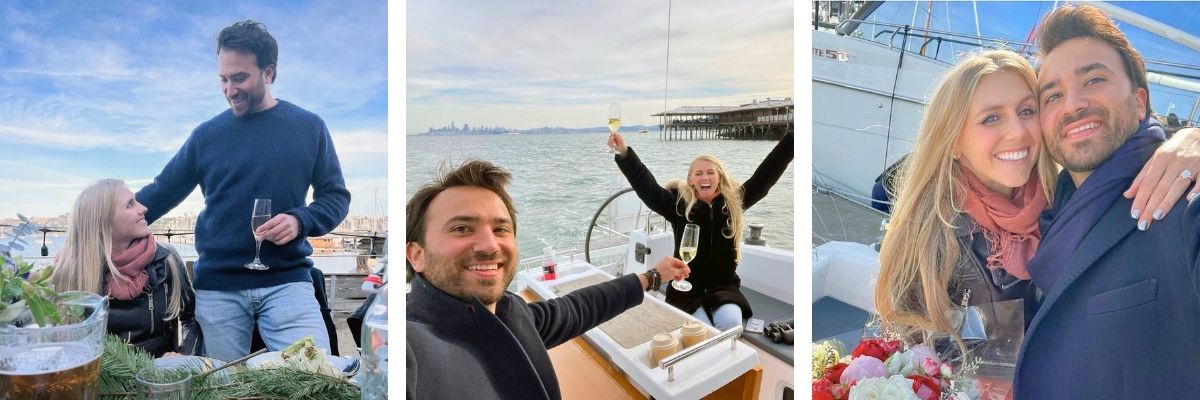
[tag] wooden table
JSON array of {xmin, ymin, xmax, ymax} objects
[{"xmin": 521, "ymin": 290, "xmax": 762, "ymax": 400}]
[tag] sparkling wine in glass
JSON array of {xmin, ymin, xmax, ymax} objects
[
  {"xmin": 607, "ymin": 102, "xmax": 621, "ymax": 153},
  {"xmin": 673, "ymin": 223, "xmax": 699, "ymax": 291},
  {"xmin": 245, "ymin": 199, "xmax": 271, "ymax": 270}
]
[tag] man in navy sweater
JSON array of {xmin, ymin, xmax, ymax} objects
[{"xmin": 137, "ymin": 20, "xmax": 350, "ymax": 361}]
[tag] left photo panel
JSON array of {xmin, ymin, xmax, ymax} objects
[{"xmin": 0, "ymin": 1, "xmax": 387, "ymax": 398}]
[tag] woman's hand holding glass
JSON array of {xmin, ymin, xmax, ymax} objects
[{"xmin": 608, "ymin": 131, "xmax": 628, "ymax": 157}]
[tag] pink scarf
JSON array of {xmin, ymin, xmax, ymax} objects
[
  {"xmin": 108, "ymin": 235, "xmax": 156, "ymax": 300},
  {"xmin": 958, "ymin": 169, "xmax": 1046, "ymax": 280}
]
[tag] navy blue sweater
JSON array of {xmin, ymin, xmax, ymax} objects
[{"xmin": 137, "ymin": 100, "xmax": 350, "ymax": 291}]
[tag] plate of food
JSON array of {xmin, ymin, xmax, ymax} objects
[{"xmin": 246, "ymin": 336, "xmax": 347, "ymax": 378}]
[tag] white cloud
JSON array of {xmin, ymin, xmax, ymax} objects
[{"xmin": 405, "ymin": 0, "xmax": 793, "ymax": 131}]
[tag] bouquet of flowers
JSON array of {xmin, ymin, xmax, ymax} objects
[{"xmin": 812, "ymin": 338, "xmax": 981, "ymax": 400}]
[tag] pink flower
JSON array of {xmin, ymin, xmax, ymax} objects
[
  {"xmin": 830, "ymin": 383, "xmax": 849, "ymax": 399},
  {"xmin": 840, "ymin": 356, "xmax": 889, "ymax": 386},
  {"xmin": 880, "ymin": 339, "xmax": 904, "ymax": 356},
  {"xmin": 922, "ymin": 357, "xmax": 940, "ymax": 377},
  {"xmin": 901, "ymin": 344, "xmax": 939, "ymax": 377},
  {"xmin": 939, "ymin": 362, "xmax": 954, "ymax": 378}
]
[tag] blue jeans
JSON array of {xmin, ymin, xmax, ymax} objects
[
  {"xmin": 195, "ymin": 281, "xmax": 329, "ymax": 361},
  {"xmin": 692, "ymin": 303, "xmax": 743, "ymax": 331}
]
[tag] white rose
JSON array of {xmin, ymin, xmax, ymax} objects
[
  {"xmin": 885, "ymin": 348, "xmax": 916, "ymax": 376},
  {"xmin": 879, "ymin": 376, "xmax": 920, "ymax": 400},
  {"xmin": 849, "ymin": 376, "xmax": 918, "ymax": 400}
]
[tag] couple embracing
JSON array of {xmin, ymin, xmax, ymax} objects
[{"xmin": 877, "ymin": 5, "xmax": 1200, "ymax": 399}]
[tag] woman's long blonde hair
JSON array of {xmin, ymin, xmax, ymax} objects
[
  {"xmin": 51, "ymin": 179, "xmax": 182, "ymax": 320},
  {"xmin": 875, "ymin": 50, "xmax": 1056, "ymax": 342},
  {"xmin": 667, "ymin": 154, "xmax": 746, "ymax": 261}
]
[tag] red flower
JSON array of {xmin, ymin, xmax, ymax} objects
[
  {"xmin": 824, "ymin": 362, "xmax": 849, "ymax": 383},
  {"xmin": 851, "ymin": 339, "xmax": 888, "ymax": 361},
  {"xmin": 880, "ymin": 339, "xmax": 903, "ymax": 356},
  {"xmin": 908, "ymin": 374, "xmax": 941, "ymax": 400},
  {"xmin": 813, "ymin": 378, "xmax": 831, "ymax": 392},
  {"xmin": 813, "ymin": 379, "xmax": 834, "ymax": 400}
]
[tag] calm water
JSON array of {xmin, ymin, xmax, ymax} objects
[{"xmin": 405, "ymin": 132, "xmax": 795, "ymax": 260}]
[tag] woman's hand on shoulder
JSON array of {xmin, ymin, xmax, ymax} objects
[{"xmin": 1125, "ymin": 127, "xmax": 1200, "ymax": 230}]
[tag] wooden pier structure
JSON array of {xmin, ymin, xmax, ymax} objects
[{"xmin": 654, "ymin": 98, "xmax": 793, "ymax": 140}]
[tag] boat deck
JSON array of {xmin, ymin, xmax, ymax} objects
[
  {"xmin": 812, "ymin": 297, "xmax": 870, "ymax": 346},
  {"xmin": 739, "ymin": 287, "xmax": 794, "ymax": 366},
  {"xmin": 812, "ymin": 186, "xmax": 884, "ymax": 348},
  {"xmin": 812, "ymin": 187, "xmax": 888, "ymax": 247}
]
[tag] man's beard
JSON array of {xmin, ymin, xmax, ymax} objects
[
  {"xmin": 230, "ymin": 83, "xmax": 266, "ymax": 118},
  {"xmin": 1047, "ymin": 98, "xmax": 1142, "ymax": 173},
  {"xmin": 421, "ymin": 251, "xmax": 514, "ymax": 306}
]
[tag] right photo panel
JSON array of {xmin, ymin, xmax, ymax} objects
[{"xmin": 813, "ymin": 2, "xmax": 1200, "ymax": 399}]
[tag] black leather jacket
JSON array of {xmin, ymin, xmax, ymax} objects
[{"xmin": 106, "ymin": 243, "xmax": 202, "ymax": 357}]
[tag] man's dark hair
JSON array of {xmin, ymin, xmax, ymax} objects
[
  {"xmin": 406, "ymin": 160, "xmax": 519, "ymax": 279},
  {"xmin": 217, "ymin": 20, "xmax": 279, "ymax": 83},
  {"xmin": 1037, "ymin": 4, "xmax": 1151, "ymax": 118}
]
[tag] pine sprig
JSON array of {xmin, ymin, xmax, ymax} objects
[
  {"xmin": 206, "ymin": 369, "xmax": 360, "ymax": 400},
  {"xmin": 98, "ymin": 335, "xmax": 360, "ymax": 400},
  {"xmin": 99, "ymin": 335, "xmax": 155, "ymax": 400}
]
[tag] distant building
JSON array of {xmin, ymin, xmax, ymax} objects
[{"xmin": 653, "ymin": 97, "xmax": 794, "ymax": 140}]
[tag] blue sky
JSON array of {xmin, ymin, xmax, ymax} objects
[
  {"xmin": 406, "ymin": 0, "xmax": 794, "ymax": 133},
  {"xmin": 863, "ymin": 1, "xmax": 1200, "ymax": 121},
  {"xmin": 0, "ymin": 1, "xmax": 387, "ymax": 219}
]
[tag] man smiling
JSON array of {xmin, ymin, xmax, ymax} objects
[
  {"xmin": 405, "ymin": 160, "xmax": 691, "ymax": 400},
  {"xmin": 1015, "ymin": 5, "xmax": 1200, "ymax": 398},
  {"xmin": 137, "ymin": 20, "xmax": 350, "ymax": 361}
]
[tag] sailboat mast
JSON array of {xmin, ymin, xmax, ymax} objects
[
  {"xmin": 920, "ymin": 0, "xmax": 933, "ymax": 56},
  {"xmin": 662, "ymin": 0, "xmax": 672, "ymax": 135}
]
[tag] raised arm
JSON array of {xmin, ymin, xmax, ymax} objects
[
  {"xmin": 136, "ymin": 135, "xmax": 200, "ymax": 224},
  {"xmin": 740, "ymin": 131, "xmax": 794, "ymax": 209},
  {"xmin": 1126, "ymin": 127, "xmax": 1200, "ymax": 230},
  {"xmin": 611, "ymin": 132, "xmax": 681, "ymax": 218}
]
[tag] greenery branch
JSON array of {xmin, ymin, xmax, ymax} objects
[
  {"xmin": 0, "ymin": 215, "xmax": 63, "ymax": 327},
  {"xmin": 99, "ymin": 335, "xmax": 360, "ymax": 400}
]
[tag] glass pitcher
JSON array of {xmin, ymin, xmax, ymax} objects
[{"xmin": 0, "ymin": 292, "xmax": 109, "ymax": 400}]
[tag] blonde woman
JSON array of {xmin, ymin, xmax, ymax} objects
[
  {"xmin": 608, "ymin": 131, "xmax": 793, "ymax": 329},
  {"xmin": 876, "ymin": 50, "xmax": 1199, "ymax": 345},
  {"xmin": 52, "ymin": 179, "xmax": 201, "ymax": 357}
]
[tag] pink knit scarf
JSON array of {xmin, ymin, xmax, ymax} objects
[
  {"xmin": 108, "ymin": 235, "xmax": 156, "ymax": 300},
  {"xmin": 958, "ymin": 168, "xmax": 1046, "ymax": 280}
]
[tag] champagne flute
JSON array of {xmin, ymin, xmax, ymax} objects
[
  {"xmin": 245, "ymin": 199, "xmax": 271, "ymax": 270},
  {"xmin": 672, "ymin": 223, "xmax": 699, "ymax": 291},
  {"xmin": 607, "ymin": 102, "xmax": 621, "ymax": 153}
]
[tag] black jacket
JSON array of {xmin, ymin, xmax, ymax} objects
[
  {"xmin": 951, "ymin": 214, "xmax": 1038, "ymax": 328},
  {"xmin": 107, "ymin": 243, "xmax": 202, "ymax": 357},
  {"xmin": 615, "ymin": 132, "xmax": 793, "ymax": 318},
  {"xmin": 406, "ymin": 273, "xmax": 644, "ymax": 400}
]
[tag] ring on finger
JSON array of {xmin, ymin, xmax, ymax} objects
[{"xmin": 1180, "ymin": 169, "xmax": 1194, "ymax": 181}]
